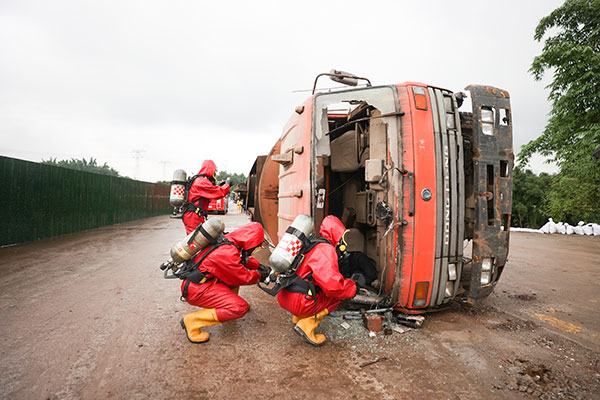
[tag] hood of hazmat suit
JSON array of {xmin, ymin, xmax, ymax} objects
[{"xmin": 319, "ymin": 215, "xmax": 346, "ymax": 247}]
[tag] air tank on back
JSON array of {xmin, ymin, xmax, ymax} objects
[
  {"xmin": 160, "ymin": 218, "xmax": 225, "ymax": 272},
  {"xmin": 169, "ymin": 169, "xmax": 188, "ymax": 208},
  {"xmin": 269, "ymin": 214, "xmax": 313, "ymax": 273}
]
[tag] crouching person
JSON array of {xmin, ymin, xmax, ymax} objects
[
  {"xmin": 277, "ymin": 215, "xmax": 358, "ymax": 346},
  {"xmin": 180, "ymin": 222, "xmax": 270, "ymax": 343}
]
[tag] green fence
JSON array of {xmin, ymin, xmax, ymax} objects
[{"xmin": 0, "ymin": 156, "xmax": 172, "ymax": 246}]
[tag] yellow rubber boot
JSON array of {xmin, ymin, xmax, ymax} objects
[
  {"xmin": 180, "ymin": 308, "xmax": 220, "ymax": 344},
  {"xmin": 292, "ymin": 315, "xmax": 300, "ymax": 324},
  {"xmin": 293, "ymin": 309, "xmax": 329, "ymax": 346}
]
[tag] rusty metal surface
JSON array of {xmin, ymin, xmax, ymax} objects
[
  {"xmin": 245, "ymin": 156, "xmax": 264, "ymax": 217},
  {"xmin": 464, "ymin": 84, "xmax": 514, "ymax": 301},
  {"xmin": 256, "ymin": 140, "xmax": 282, "ymax": 245}
]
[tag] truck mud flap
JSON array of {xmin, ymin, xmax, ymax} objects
[{"xmin": 465, "ymin": 85, "xmax": 513, "ymax": 301}]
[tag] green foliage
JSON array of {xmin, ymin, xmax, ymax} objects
[
  {"xmin": 519, "ymin": 0, "xmax": 600, "ymax": 222},
  {"xmin": 545, "ymin": 173, "xmax": 600, "ymax": 224},
  {"xmin": 41, "ymin": 157, "xmax": 120, "ymax": 176},
  {"xmin": 513, "ymin": 167, "xmax": 600, "ymax": 227},
  {"xmin": 216, "ymin": 171, "xmax": 247, "ymax": 198},
  {"xmin": 512, "ymin": 167, "xmax": 554, "ymax": 228},
  {"xmin": 216, "ymin": 171, "xmax": 247, "ymax": 188}
]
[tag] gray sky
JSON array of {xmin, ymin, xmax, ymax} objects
[{"xmin": 0, "ymin": 0, "xmax": 563, "ymax": 182}]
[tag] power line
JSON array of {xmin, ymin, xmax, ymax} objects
[
  {"xmin": 131, "ymin": 149, "xmax": 145, "ymax": 180},
  {"xmin": 158, "ymin": 160, "xmax": 170, "ymax": 181}
]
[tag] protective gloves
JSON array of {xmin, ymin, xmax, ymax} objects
[
  {"xmin": 258, "ymin": 264, "xmax": 271, "ymax": 282},
  {"xmin": 351, "ymin": 273, "xmax": 365, "ymax": 297}
]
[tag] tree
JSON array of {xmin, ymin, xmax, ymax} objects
[
  {"xmin": 512, "ymin": 167, "xmax": 554, "ymax": 228},
  {"xmin": 519, "ymin": 0, "xmax": 600, "ymax": 219},
  {"xmin": 544, "ymin": 173, "xmax": 600, "ymax": 224},
  {"xmin": 42, "ymin": 157, "xmax": 120, "ymax": 176},
  {"xmin": 216, "ymin": 171, "xmax": 247, "ymax": 188}
]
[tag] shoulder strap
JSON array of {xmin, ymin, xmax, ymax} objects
[
  {"xmin": 185, "ymin": 174, "xmax": 211, "ymax": 189},
  {"xmin": 185, "ymin": 174, "xmax": 199, "ymax": 190},
  {"xmin": 192, "ymin": 238, "xmax": 236, "ymax": 269},
  {"xmin": 287, "ymin": 236, "xmax": 331, "ymax": 273}
]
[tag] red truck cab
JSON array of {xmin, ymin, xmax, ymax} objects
[
  {"xmin": 248, "ymin": 73, "xmax": 513, "ymax": 313},
  {"xmin": 206, "ymin": 196, "xmax": 229, "ymax": 215}
]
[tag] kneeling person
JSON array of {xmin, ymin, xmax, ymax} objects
[
  {"xmin": 277, "ymin": 215, "xmax": 358, "ymax": 346},
  {"xmin": 180, "ymin": 222, "xmax": 269, "ymax": 343}
]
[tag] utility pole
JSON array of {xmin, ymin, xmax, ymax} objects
[
  {"xmin": 159, "ymin": 161, "xmax": 170, "ymax": 181},
  {"xmin": 131, "ymin": 149, "xmax": 145, "ymax": 180}
]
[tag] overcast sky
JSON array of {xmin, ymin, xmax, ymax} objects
[{"xmin": 0, "ymin": 0, "xmax": 564, "ymax": 182}]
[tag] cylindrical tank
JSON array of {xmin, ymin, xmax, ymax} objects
[
  {"xmin": 169, "ymin": 169, "xmax": 188, "ymax": 208},
  {"xmin": 168, "ymin": 218, "xmax": 225, "ymax": 265},
  {"xmin": 269, "ymin": 214, "xmax": 313, "ymax": 273}
]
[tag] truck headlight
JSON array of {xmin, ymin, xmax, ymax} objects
[
  {"xmin": 481, "ymin": 107, "xmax": 494, "ymax": 135},
  {"xmin": 482, "ymin": 258, "xmax": 493, "ymax": 271},
  {"xmin": 481, "ymin": 271, "xmax": 491, "ymax": 285},
  {"xmin": 480, "ymin": 258, "xmax": 493, "ymax": 285},
  {"xmin": 445, "ymin": 282, "xmax": 454, "ymax": 297},
  {"xmin": 446, "ymin": 114, "xmax": 456, "ymax": 130},
  {"xmin": 448, "ymin": 263, "xmax": 457, "ymax": 281}
]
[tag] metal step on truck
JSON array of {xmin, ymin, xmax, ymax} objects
[{"xmin": 247, "ymin": 70, "xmax": 513, "ymax": 313}]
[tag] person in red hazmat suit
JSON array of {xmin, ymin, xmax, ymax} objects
[
  {"xmin": 182, "ymin": 160, "xmax": 230, "ymax": 234},
  {"xmin": 180, "ymin": 222, "xmax": 270, "ymax": 343},
  {"xmin": 277, "ymin": 215, "xmax": 358, "ymax": 346}
]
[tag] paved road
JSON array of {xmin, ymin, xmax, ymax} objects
[{"xmin": 0, "ymin": 212, "xmax": 598, "ymax": 399}]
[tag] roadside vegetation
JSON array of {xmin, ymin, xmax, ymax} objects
[
  {"xmin": 42, "ymin": 157, "xmax": 121, "ymax": 177},
  {"xmin": 516, "ymin": 0, "xmax": 600, "ymax": 228}
]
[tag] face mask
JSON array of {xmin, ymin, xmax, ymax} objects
[
  {"xmin": 241, "ymin": 245, "xmax": 262, "ymax": 264},
  {"xmin": 336, "ymin": 229, "xmax": 350, "ymax": 260},
  {"xmin": 251, "ymin": 245, "xmax": 263, "ymax": 256}
]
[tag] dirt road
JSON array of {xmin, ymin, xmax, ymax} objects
[{"xmin": 1, "ymin": 212, "xmax": 598, "ymax": 399}]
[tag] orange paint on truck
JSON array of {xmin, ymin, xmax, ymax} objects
[{"xmin": 248, "ymin": 73, "xmax": 513, "ymax": 313}]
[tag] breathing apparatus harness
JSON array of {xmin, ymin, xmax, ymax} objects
[
  {"xmin": 258, "ymin": 226, "xmax": 347, "ymax": 318},
  {"xmin": 181, "ymin": 173, "xmax": 217, "ymax": 218},
  {"xmin": 167, "ymin": 226, "xmax": 246, "ymax": 302}
]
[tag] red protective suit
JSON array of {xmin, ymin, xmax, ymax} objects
[
  {"xmin": 181, "ymin": 222, "xmax": 263, "ymax": 322},
  {"xmin": 183, "ymin": 160, "xmax": 230, "ymax": 234},
  {"xmin": 277, "ymin": 216, "xmax": 357, "ymax": 318}
]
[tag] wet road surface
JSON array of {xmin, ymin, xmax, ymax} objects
[{"xmin": 0, "ymin": 211, "xmax": 598, "ymax": 399}]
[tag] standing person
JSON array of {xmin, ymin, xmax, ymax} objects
[
  {"xmin": 180, "ymin": 222, "xmax": 270, "ymax": 343},
  {"xmin": 183, "ymin": 160, "xmax": 230, "ymax": 234},
  {"xmin": 277, "ymin": 215, "xmax": 358, "ymax": 346}
]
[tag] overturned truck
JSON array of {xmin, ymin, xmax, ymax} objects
[{"xmin": 247, "ymin": 71, "xmax": 513, "ymax": 313}]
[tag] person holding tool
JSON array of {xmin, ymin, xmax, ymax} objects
[
  {"xmin": 276, "ymin": 215, "xmax": 358, "ymax": 346},
  {"xmin": 182, "ymin": 159, "xmax": 230, "ymax": 234},
  {"xmin": 180, "ymin": 222, "xmax": 270, "ymax": 343}
]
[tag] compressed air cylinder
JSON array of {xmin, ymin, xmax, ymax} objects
[
  {"xmin": 169, "ymin": 218, "xmax": 225, "ymax": 265},
  {"xmin": 269, "ymin": 214, "xmax": 313, "ymax": 273},
  {"xmin": 169, "ymin": 169, "xmax": 188, "ymax": 208}
]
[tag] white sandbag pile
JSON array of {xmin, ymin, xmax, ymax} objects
[
  {"xmin": 538, "ymin": 218, "xmax": 600, "ymax": 236},
  {"xmin": 540, "ymin": 218, "xmax": 557, "ymax": 234},
  {"xmin": 509, "ymin": 227, "xmax": 543, "ymax": 233}
]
